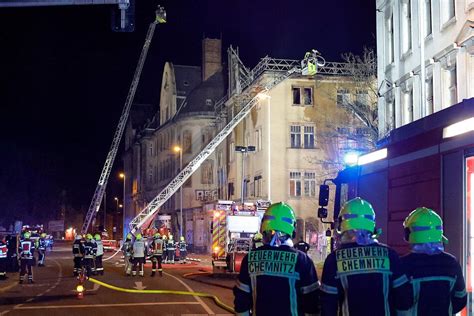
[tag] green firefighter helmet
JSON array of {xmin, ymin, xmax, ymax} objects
[
  {"xmin": 41, "ymin": 233, "xmax": 47, "ymax": 238},
  {"xmin": 94, "ymin": 234, "xmax": 101, "ymax": 241},
  {"xmin": 135, "ymin": 233, "xmax": 142, "ymax": 240},
  {"xmin": 86, "ymin": 233, "xmax": 93, "ymax": 240},
  {"xmin": 126, "ymin": 233, "xmax": 132, "ymax": 240},
  {"xmin": 404, "ymin": 207, "xmax": 447, "ymax": 244},
  {"xmin": 180, "ymin": 236, "xmax": 185, "ymax": 241},
  {"xmin": 338, "ymin": 197, "xmax": 376, "ymax": 233},
  {"xmin": 261, "ymin": 202, "xmax": 296, "ymax": 236},
  {"xmin": 162, "ymin": 235, "xmax": 167, "ymax": 240},
  {"xmin": 154, "ymin": 233, "xmax": 161, "ymax": 239},
  {"xmin": 253, "ymin": 232, "xmax": 263, "ymax": 241},
  {"xmin": 24, "ymin": 231, "xmax": 31, "ymax": 239}
]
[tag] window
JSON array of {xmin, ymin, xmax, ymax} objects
[
  {"xmin": 304, "ymin": 126, "xmax": 315, "ymax": 148},
  {"xmin": 445, "ymin": 66, "xmax": 457, "ymax": 107},
  {"xmin": 230, "ymin": 141, "xmax": 235, "ymax": 162},
  {"xmin": 149, "ymin": 144, "xmax": 153, "ymax": 156},
  {"xmin": 183, "ymin": 130, "xmax": 192, "ymax": 154},
  {"xmin": 304, "ymin": 172, "xmax": 316, "ymax": 197},
  {"xmin": 201, "ymin": 160, "xmax": 214, "ymax": 184},
  {"xmin": 403, "ymin": 89, "xmax": 414, "ymax": 124},
  {"xmin": 336, "ymin": 89, "xmax": 350, "ymax": 105},
  {"xmin": 254, "ymin": 175, "xmax": 262, "ymax": 197},
  {"xmin": 289, "ymin": 172, "xmax": 302, "ymax": 197},
  {"xmin": 424, "ymin": 0, "xmax": 432, "ymax": 37},
  {"xmin": 356, "ymin": 90, "xmax": 369, "ymax": 106},
  {"xmin": 426, "ymin": 77, "xmax": 434, "ymax": 115},
  {"xmin": 337, "ymin": 127, "xmax": 350, "ymax": 135},
  {"xmin": 206, "ymin": 99, "xmax": 213, "ymax": 106},
  {"xmin": 441, "ymin": 0, "xmax": 455, "ymax": 25},
  {"xmin": 148, "ymin": 165, "xmax": 153, "ymax": 183},
  {"xmin": 385, "ymin": 99, "xmax": 395, "ymax": 131},
  {"xmin": 290, "ymin": 126, "xmax": 301, "ymax": 148},
  {"xmin": 292, "ymin": 87, "xmax": 301, "ymax": 105},
  {"xmin": 292, "ymin": 87, "xmax": 313, "ymax": 106},
  {"xmin": 401, "ymin": 0, "xmax": 412, "ymax": 54},
  {"xmin": 255, "ymin": 129, "xmax": 262, "ymax": 151},
  {"xmin": 387, "ymin": 12, "xmax": 394, "ymax": 63}
]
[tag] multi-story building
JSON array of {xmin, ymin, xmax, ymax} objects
[
  {"xmin": 376, "ymin": 0, "xmax": 473, "ymax": 135},
  {"xmin": 123, "ymin": 38, "xmax": 225, "ymax": 251}
]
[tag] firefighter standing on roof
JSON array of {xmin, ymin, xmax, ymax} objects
[
  {"xmin": 234, "ymin": 202, "xmax": 320, "ymax": 315},
  {"xmin": 0, "ymin": 235, "xmax": 8, "ymax": 280},
  {"xmin": 132, "ymin": 233, "xmax": 146, "ymax": 277},
  {"xmin": 94, "ymin": 234, "xmax": 104, "ymax": 275},
  {"xmin": 149, "ymin": 233, "xmax": 164, "ymax": 276},
  {"xmin": 399, "ymin": 207, "xmax": 467, "ymax": 315},
  {"xmin": 19, "ymin": 231, "xmax": 35, "ymax": 284},
  {"xmin": 37, "ymin": 233, "xmax": 47, "ymax": 267},
  {"xmin": 122, "ymin": 233, "xmax": 133, "ymax": 276},
  {"xmin": 72, "ymin": 234, "xmax": 84, "ymax": 276},
  {"xmin": 320, "ymin": 197, "xmax": 413, "ymax": 315},
  {"xmin": 83, "ymin": 234, "xmax": 97, "ymax": 277}
]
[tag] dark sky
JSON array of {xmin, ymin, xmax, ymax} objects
[{"xmin": 0, "ymin": 0, "xmax": 375, "ymax": 225}]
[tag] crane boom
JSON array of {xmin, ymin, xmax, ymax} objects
[
  {"xmin": 129, "ymin": 66, "xmax": 300, "ymax": 234},
  {"xmin": 81, "ymin": 6, "xmax": 166, "ymax": 235}
]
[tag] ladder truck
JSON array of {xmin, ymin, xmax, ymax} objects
[
  {"xmin": 128, "ymin": 51, "xmax": 325, "ymax": 235},
  {"xmin": 80, "ymin": 6, "xmax": 166, "ymax": 235}
]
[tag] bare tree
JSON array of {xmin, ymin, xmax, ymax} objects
[{"xmin": 338, "ymin": 47, "xmax": 378, "ymax": 145}]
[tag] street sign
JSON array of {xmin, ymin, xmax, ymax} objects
[{"xmin": 48, "ymin": 220, "xmax": 64, "ymax": 232}]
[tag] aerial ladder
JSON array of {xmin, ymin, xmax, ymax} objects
[
  {"xmin": 129, "ymin": 50, "xmax": 325, "ymax": 234},
  {"xmin": 81, "ymin": 6, "xmax": 166, "ymax": 235}
]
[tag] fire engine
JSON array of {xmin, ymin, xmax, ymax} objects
[
  {"xmin": 317, "ymin": 99, "xmax": 474, "ymax": 313},
  {"xmin": 210, "ymin": 200, "xmax": 270, "ymax": 273}
]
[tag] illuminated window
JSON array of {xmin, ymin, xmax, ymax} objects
[{"xmin": 289, "ymin": 172, "xmax": 302, "ymax": 197}]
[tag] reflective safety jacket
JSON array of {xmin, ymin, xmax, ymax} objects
[
  {"xmin": 132, "ymin": 240, "xmax": 146, "ymax": 258},
  {"xmin": 72, "ymin": 240, "xmax": 84, "ymax": 257},
  {"xmin": 178, "ymin": 241, "xmax": 187, "ymax": 252},
  {"xmin": 150, "ymin": 239, "xmax": 164, "ymax": 256},
  {"xmin": 95, "ymin": 240, "xmax": 104, "ymax": 256},
  {"xmin": 320, "ymin": 242, "xmax": 413, "ymax": 316},
  {"xmin": 399, "ymin": 251, "xmax": 467, "ymax": 315},
  {"xmin": 0, "ymin": 241, "xmax": 7, "ymax": 259},
  {"xmin": 234, "ymin": 244, "xmax": 320, "ymax": 316},
  {"xmin": 37, "ymin": 238, "xmax": 47, "ymax": 250},
  {"xmin": 166, "ymin": 239, "xmax": 175, "ymax": 251},
  {"xmin": 18, "ymin": 239, "xmax": 35, "ymax": 260},
  {"xmin": 122, "ymin": 240, "xmax": 132, "ymax": 257},
  {"xmin": 83, "ymin": 240, "xmax": 97, "ymax": 259}
]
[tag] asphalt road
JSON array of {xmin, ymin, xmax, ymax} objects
[{"xmin": 0, "ymin": 244, "xmax": 234, "ymax": 315}]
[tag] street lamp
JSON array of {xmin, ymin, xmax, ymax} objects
[
  {"xmin": 114, "ymin": 197, "xmax": 119, "ymax": 213},
  {"xmin": 119, "ymin": 172, "xmax": 126, "ymax": 239},
  {"xmin": 235, "ymin": 145, "xmax": 256, "ymax": 204},
  {"xmin": 173, "ymin": 145, "xmax": 183, "ymax": 238}
]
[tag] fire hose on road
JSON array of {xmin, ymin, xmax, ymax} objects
[{"xmin": 87, "ymin": 277, "xmax": 235, "ymax": 313}]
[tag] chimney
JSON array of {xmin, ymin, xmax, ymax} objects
[{"xmin": 202, "ymin": 38, "xmax": 222, "ymax": 81}]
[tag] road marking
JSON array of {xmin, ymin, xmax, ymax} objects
[
  {"xmin": 0, "ymin": 282, "xmax": 19, "ymax": 293},
  {"xmin": 15, "ymin": 301, "xmax": 201, "ymax": 309},
  {"xmin": 133, "ymin": 281, "xmax": 146, "ymax": 290},
  {"xmin": 164, "ymin": 271, "xmax": 214, "ymax": 315}
]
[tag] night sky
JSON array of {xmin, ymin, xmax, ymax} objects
[{"xmin": 0, "ymin": 0, "xmax": 375, "ymax": 226}]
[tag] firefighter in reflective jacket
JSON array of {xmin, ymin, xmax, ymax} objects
[
  {"xmin": 83, "ymin": 234, "xmax": 97, "ymax": 277},
  {"xmin": 166, "ymin": 235, "xmax": 176, "ymax": 264},
  {"xmin": 234, "ymin": 202, "xmax": 320, "ymax": 315},
  {"xmin": 72, "ymin": 234, "xmax": 84, "ymax": 276},
  {"xmin": 150, "ymin": 233, "xmax": 164, "ymax": 276},
  {"xmin": 399, "ymin": 207, "xmax": 467, "ymax": 315},
  {"xmin": 320, "ymin": 197, "xmax": 413, "ymax": 315},
  {"xmin": 0, "ymin": 236, "xmax": 8, "ymax": 280},
  {"xmin": 19, "ymin": 231, "xmax": 35, "ymax": 284},
  {"xmin": 94, "ymin": 234, "xmax": 104, "ymax": 275},
  {"xmin": 122, "ymin": 234, "xmax": 133, "ymax": 276},
  {"xmin": 162, "ymin": 235, "xmax": 168, "ymax": 263},
  {"xmin": 178, "ymin": 236, "xmax": 187, "ymax": 264},
  {"xmin": 37, "ymin": 233, "xmax": 47, "ymax": 267},
  {"xmin": 132, "ymin": 233, "xmax": 146, "ymax": 277}
]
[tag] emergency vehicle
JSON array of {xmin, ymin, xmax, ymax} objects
[
  {"xmin": 317, "ymin": 99, "xmax": 474, "ymax": 314},
  {"xmin": 210, "ymin": 200, "xmax": 270, "ymax": 272}
]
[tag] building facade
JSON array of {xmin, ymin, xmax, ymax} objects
[{"xmin": 376, "ymin": 0, "xmax": 473, "ymax": 135}]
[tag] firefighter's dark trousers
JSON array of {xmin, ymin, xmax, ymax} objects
[
  {"xmin": 151, "ymin": 255, "xmax": 163, "ymax": 276},
  {"xmin": 132, "ymin": 257, "xmax": 145, "ymax": 276},
  {"xmin": 95, "ymin": 255, "xmax": 103, "ymax": 275},
  {"xmin": 19, "ymin": 258, "xmax": 33, "ymax": 282},
  {"xmin": 82, "ymin": 258, "xmax": 94, "ymax": 277},
  {"xmin": 73, "ymin": 257, "xmax": 82, "ymax": 276},
  {"xmin": 167, "ymin": 249, "xmax": 175, "ymax": 263},
  {"xmin": 0, "ymin": 258, "xmax": 7, "ymax": 279},
  {"xmin": 38, "ymin": 249, "xmax": 45, "ymax": 266}
]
